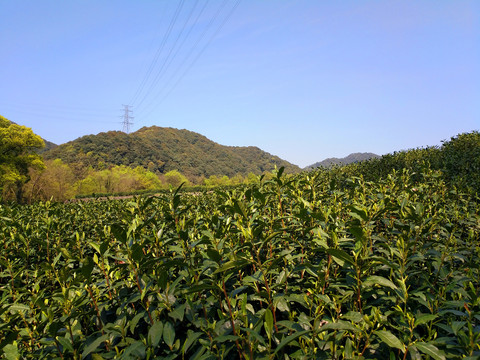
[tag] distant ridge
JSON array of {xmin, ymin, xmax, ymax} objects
[
  {"xmin": 305, "ymin": 152, "xmax": 380, "ymax": 170},
  {"xmin": 42, "ymin": 126, "xmax": 300, "ymax": 179}
]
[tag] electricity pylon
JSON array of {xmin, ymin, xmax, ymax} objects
[{"xmin": 121, "ymin": 105, "xmax": 134, "ymax": 133}]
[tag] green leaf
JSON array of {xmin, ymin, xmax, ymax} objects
[
  {"xmin": 276, "ymin": 166, "xmax": 285, "ymax": 179},
  {"xmin": 3, "ymin": 341, "xmax": 20, "ymax": 360},
  {"xmin": 9, "ymin": 304, "xmax": 30, "ymax": 313},
  {"xmin": 273, "ymin": 330, "xmax": 310, "ymax": 355},
  {"xmin": 80, "ymin": 257, "xmax": 94, "ymax": 279},
  {"xmin": 81, "ymin": 334, "xmax": 109, "ymax": 359},
  {"xmin": 363, "ymin": 276, "xmax": 398, "ymax": 290},
  {"xmin": 349, "ymin": 205, "xmax": 369, "ymax": 222},
  {"xmin": 111, "ymin": 224, "xmax": 127, "ymax": 244},
  {"xmin": 121, "ymin": 341, "xmax": 146, "ymax": 357},
  {"xmin": 214, "ymin": 335, "xmax": 240, "ymax": 343},
  {"xmin": 341, "ymin": 311, "xmax": 363, "ymax": 323},
  {"xmin": 274, "ymin": 296, "xmax": 290, "ymax": 312},
  {"xmin": 129, "ymin": 311, "xmax": 146, "ymax": 334},
  {"xmin": 243, "ymin": 327, "xmax": 266, "ymax": 345},
  {"xmin": 173, "ymin": 181, "xmax": 185, "ymax": 198},
  {"xmin": 264, "ymin": 308, "xmax": 273, "ymax": 340},
  {"xmin": 232, "ymin": 199, "xmax": 248, "ymax": 219},
  {"xmin": 148, "ymin": 321, "xmax": 163, "ymax": 348},
  {"xmin": 414, "ymin": 342, "xmax": 446, "ymax": 360},
  {"xmin": 213, "ymin": 259, "xmax": 249, "ymax": 274},
  {"xmin": 182, "ymin": 330, "xmax": 202, "ymax": 355},
  {"xmin": 451, "ymin": 320, "xmax": 466, "ymax": 335},
  {"xmin": 325, "ymin": 248, "xmax": 355, "ymax": 267},
  {"xmin": 163, "ymin": 321, "xmax": 175, "ymax": 348},
  {"xmin": 131, "ymin": 243, "xmax": 143, "ymax": 262},
  {"xmin": 59, "ymin": 247, "xmax": 71, "ymax": 259},
  {"xmin": 349, "ymin": 225, "xmax": 365, "ymax": 242},
  {"xmin": 319, "ymin": 320, "xmax": 358, "ymax": 332},
  {"xmin": 169, "ymin": 303, "xmax": 186, "ymax": 322},
  {"xmin": 374, "ymin": 330, "xmax": 404, "ymax": 352},
  {"xmin": 56, "ymin": 336, "xmax": 74, "ymax": 352},
  {"xmin": 89, "ymin": 241, "xmax": 101, "ymax": 254},
  {"xmin": 206, "ymin": 248, "xmax": 221, "ymax": 263},
  {"xmin": 414, "ymin": 314, "xmax": 437, "ymax": 327}
]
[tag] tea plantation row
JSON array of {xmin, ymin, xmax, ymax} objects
[{"xmin": 0, "ymin": 167, "xmax": 479, "ymax": 359}]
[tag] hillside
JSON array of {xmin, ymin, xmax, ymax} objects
[
  {"xmin": 38, "ymin": 139, "xmax": 57, "ymax": 153},
  {"xmin": 42, "ymin": 126, "xmax": 300, "ymax": 179},
  {"xmin": 305, "ymin": 152, "xmax": 380, "ymax": 169}
]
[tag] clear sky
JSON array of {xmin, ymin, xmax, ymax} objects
[{"xmin": 1, "ymin": 1, "xmax": 479, "ymax": 168}]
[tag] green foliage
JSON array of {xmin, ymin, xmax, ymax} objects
[
  {"xmin": 162, "ymin": 169, "xmax": 190, "ymax": 188},
  {"xmin": 42, "ymin": 126, "xmax": 300, "ymax": 180},
  {"xmin": 0, "ymin": 115, "xmax": 45, "ymax": 202},
  {"xmin": 440, "ymin": 131, "xmax": 480, "ymax": 192},
  {"xmin": 23, "ymin": 159, "xmax": 75, "ymax": 202},
  {"xmin": 332, "ymin": 131, "xmax": 480, "ymax": 194},
  {"xmin": 0, "ymin": 163, "xmax": 479, "ymax": 359},
  {"xmin": 74, "ymin": 165, "xmax": 163, "ymax": 196}
]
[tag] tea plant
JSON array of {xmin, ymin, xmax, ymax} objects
[{"xmin": 0, "ymin": 167, "xmax": 479, "ymax": 359}]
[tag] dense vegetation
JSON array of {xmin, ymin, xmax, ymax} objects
[
  {"xmin": 0, "ymin": 131, "xmax": 479, "ymax": 359},
  {"xmin": 42, "ymin": 126, "xmax": 300, "ymax": 180},
  {"xmin": 0, "ymin": 118, "xmax": 300, "ymax": 202},
  {"xmin": 0, "ymin": 116, "xmax": 45, "ymax": 202}
]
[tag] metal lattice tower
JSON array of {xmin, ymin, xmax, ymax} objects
[{"xmin": 121, "ymin": 105, "xmax": 134, "ymax": 133}]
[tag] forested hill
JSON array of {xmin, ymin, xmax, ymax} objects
[
  {"xmin": 42, "ymin": 126, "xmax": 300, "ymax": 179},
  {"xmin": 38, "ymin": 139, "xmax": 57, "ymax": 153},
  {"xmin": 305, "ymin": 152, "xmax": 380, "ymax": 169}
]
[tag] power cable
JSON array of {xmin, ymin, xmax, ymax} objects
[
  {"xmin": 137, "ymin": 0, "xmax": 242, "ymax": 121},
  {"xmin": 134, "ymin": 0, "xmax": 200, "ymax": 111},
  {"xmin": 135, "ymin": 0, "xmax": 232, "ymax": 119},
  {"xmin": 129, "ymin": 0, "xmax": 186, "ymax": 106}
]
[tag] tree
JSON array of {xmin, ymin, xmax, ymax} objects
[
  {"xmin": 73, "ymin": 165, "xmax": 163, "ymax": 196},
  {"xmin": 163, "ymin": 170, "xmax": 190, "ymax": 188},
  {"xmin": 23, "ymin": 159, "xmax": 75, "ymax": 202},
  {"xmin": 0, "ymin": 116, "xmax": 45, "ymax": 202}
]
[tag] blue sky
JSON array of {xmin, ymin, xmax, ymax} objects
[{"xmin": 1, "ymin": 1, "xmax": 478, "ymax": 168}]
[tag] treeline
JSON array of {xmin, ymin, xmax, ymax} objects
[
  {"xmin": 20, "ymin": 160, "xmax": 265, "ymax": 202},
  {"xmin": 330, "ymin": 131, "xmax": 480, "ymax": 194}
]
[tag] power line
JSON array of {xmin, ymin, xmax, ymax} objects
[
  {"xmin": 133, "ymin": 0, "xmax": 202, "ymax": 111},
  {"xmin": 129, "ymin": 0, "xmax": 186, "ymax": 106},
  {"xmin": 137, "ymin": 0, "xmax": 242, "ymax": 121},
  {"xmin": 135, "ymin": 0, "xmax": 231, "ymax": 119}
]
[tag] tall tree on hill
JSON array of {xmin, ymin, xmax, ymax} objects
[{"xmin": 0, "ymin": 115, "xmax": 45, "ymax": 202}]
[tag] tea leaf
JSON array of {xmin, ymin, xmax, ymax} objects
[
  {"xmin": 148, "ymin": 321, "xmax": 163, "ymax": 348},
  {"xmin": 326, "ymin": 248, "xmax": 355, "ymax": 267},
  {"xmin": 363, "ymin": 276, "xmax": 397, "ymax": 290},
  {"xmin": 414, "ymin": 342, "xmax": 446, "ymax": 360},
  {"xmin": 163, "ymin": 321, "xmax": 175, "ymax": 348},
  {"xmin": 374, "ymin": 330, "xmax": 404, "ymax": 351}
]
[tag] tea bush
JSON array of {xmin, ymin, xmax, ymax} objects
[{"xmin": 0, "ymin": 166, "xmax": 479, "ymax": 359}]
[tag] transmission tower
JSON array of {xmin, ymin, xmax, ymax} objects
[{"xmin": 121, "ymin": 105, "xmax": 134, "ymax": 133}]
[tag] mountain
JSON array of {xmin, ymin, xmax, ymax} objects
[
  {"xmin": 42, "ymin": 126, "xmax": 300, "ymax": 179},
  {"xmin": 39, "ymin": 139, "xmax": 57, "ymax": 153},
  {"xmin": 305, "ymin": 152, "xmax": 380, "ymax": 169}
]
